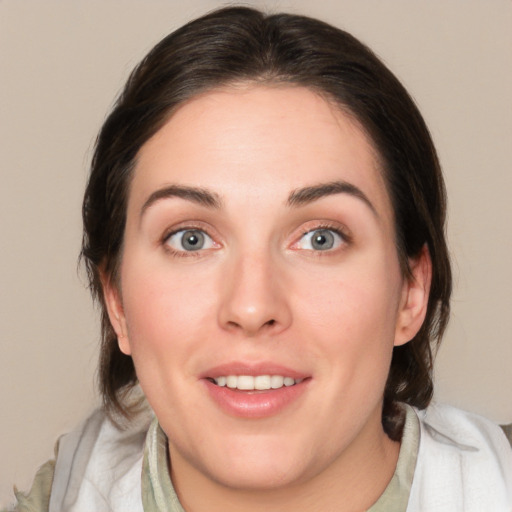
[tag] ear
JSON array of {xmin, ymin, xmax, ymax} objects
[
  {"xmin": 394, "ymin": 245, "xmax": 432, "ymax": 347},
  {"xmin": 100, "ymin": 270, "xmax": 132, "ymax": 356}
]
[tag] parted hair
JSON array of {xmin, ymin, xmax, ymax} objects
[{"xmin": 81, "ymin": 6, "xmax": 451, "ymax": 439}]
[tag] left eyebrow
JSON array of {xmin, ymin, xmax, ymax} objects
[{"xmin": 287, "ymin": 180, "xmax": 378, "ymax": 216}]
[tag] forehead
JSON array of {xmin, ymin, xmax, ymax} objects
[{"xmin": 131, "ymin": 85, "xmax": 393, "ymax": 223}]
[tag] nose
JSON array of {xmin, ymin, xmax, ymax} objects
[{"xmin": 217, "ymin": 250, "xmax": 292, "ymax": 337}]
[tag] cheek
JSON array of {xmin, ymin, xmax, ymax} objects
[
  {"xmin": 293, "ymin": 253, "xmax": 403, "ymax": 379},
  {"xmin": 296, "ymin": 255, "xmax": 402, "ymax": 334},
  {"xmin": 120, "ymin": 258, "xmax": 218, "ymax": 358}
]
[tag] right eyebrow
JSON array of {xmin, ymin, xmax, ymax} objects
[{"xmin": 140, "ymin": 184, "xmax": 222, "ymax": 220}]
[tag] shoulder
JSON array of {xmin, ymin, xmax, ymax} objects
[
  {"xmin": 49, "ymin": 407, "xmax": 153, "ymax": 511},
  {"xmin": 10, "ymin": 407, "xmax": 153, "ymax": 512},
  {"xmin": 407, "ymin": 402, "xmax": 512, "ymax": 511},
  {"xmin": 417, "ymin": 401, "xmax": 512, "ymax": 450},
  {"xmin": 9, "ymin": 459, "xmax": 55, "ymax": 512},
  {"xmin": 501, "ymin": 423, "xmax": 512, "ymax": 447}
]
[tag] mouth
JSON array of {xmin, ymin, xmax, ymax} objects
[
  {"xmin": 208, "ymin": 375, "xmax": 304, "ymax": 391},
  {"xmin": 202, "ymin": 365, "xmax": 310, "ymax": 418}
]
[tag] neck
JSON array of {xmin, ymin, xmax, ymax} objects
[{"xmin": 170, "ymin": 413, "xmax": 400, "ymax": 512}]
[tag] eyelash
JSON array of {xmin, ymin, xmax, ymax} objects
[
  {"xmin": 162, "ymin": 224, "xmax": 217, "ymax": 258},
  {"xmin": 295, "ymin": 223, "xmax": 351, "ymax": 253},
  {"xmin": 160, "ymin": 222, "xmax": 351, "ymax": 259}
]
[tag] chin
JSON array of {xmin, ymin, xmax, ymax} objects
[
  {"xmin": 205, "ymin": 456, "xmax": 307, "ymax": 491},
  {"xmin": 174, "ymin": 432, "xmax": 317, "ymax": 492}
]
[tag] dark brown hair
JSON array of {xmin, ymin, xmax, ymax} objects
[{"xmin": 81, "ymin": 6, "xmax": 451, "ymax": 438}]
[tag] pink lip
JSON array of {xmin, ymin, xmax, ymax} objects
[{"xmin": 200, "ymin": 362, "xmax": 310, "ymax": 419}]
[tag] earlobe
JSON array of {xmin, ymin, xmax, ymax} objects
[
  {"xmin": 394, "ymin": 245, "xmax": 432, "ymax": 347},
  {"xmin": 100, "ymin": 270, "xmax": 132, "ymax": 356}
]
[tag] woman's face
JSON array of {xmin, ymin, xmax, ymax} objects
[{"xmin": 105, "ymin": 85, "xmax": 429, "ymax": 492}]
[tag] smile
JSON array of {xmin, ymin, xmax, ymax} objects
[{"xmin": 211, "ymin": 375, "xmax": 304, "ymax": 390}]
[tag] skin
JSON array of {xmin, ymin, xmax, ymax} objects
[{"xmin": 104, "ymin": 85, "xmax": 431, "ymax": 511}]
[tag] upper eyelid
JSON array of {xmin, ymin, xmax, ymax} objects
[
  {"xmin": 298, "ymin": 222, "xmax": 352, "ymax": 240},
  {"xmin": 164, "ymin": 227, "xmax": 210, "ymax": 239},
  {"xmin": 302, "ymin": 227, "xmax": 345, "ymax": 238},
  {"xmin": 298, "ymin": 227, "xmax": 346, "ymax": 246},
  {"xmin": 163, "ymin": 228, "xmax": 217, "ymax": 255},
  {"xmin": 161, "ymin": 222, "xmax": 217, "ymax": 243},
  {"xmin": 288, "ymin": 223, "xmax": 352, "ymax": 254}
]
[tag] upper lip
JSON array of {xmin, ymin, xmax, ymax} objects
[{"xmin": 200, "ymin": 362, "xmax": 309, "ymax": 380}]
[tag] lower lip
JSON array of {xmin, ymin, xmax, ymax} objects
[{"xmin": 203, "ymin": 379, "xmax": 309, "ymax": 419}]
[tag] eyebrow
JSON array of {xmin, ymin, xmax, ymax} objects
[
  {"xmin": 287, "ymin": 180, "xmax": 377, "ymax": 216},
  {"xmin": 140, "ymin": 184, "xmax": 222, "ymax": 218},
  {"xmin": 140, "ymin": 180, "xmax": 377, "ymax": 219}
]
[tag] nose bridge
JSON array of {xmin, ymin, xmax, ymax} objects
[{"xmin": 218, "ymin": 244, "xmax": 291, "ymax": 336}]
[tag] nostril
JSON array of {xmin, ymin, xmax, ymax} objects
[{"xmin": 225, "ymin": 318, "xmax": 277, "ymax": 334}]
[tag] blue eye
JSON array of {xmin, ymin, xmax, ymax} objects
[
  {"xmin": 165, "ymin": 229, "xmax": 215, "ymax": 252},
  {"xmin": 297, "ymin": 228, "xmax": 344, "ymax": 251}
]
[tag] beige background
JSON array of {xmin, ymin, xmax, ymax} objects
[{"xmin": 1, "ymin": 0, "xmax": 511, "ymax": 506}]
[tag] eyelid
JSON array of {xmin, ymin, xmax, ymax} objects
[
  {"xmin": 290, "ymin": 221, "xmax": 352, "ymax": 251},
  {"xmin": 161, "ymin": 220, "xmax": 217, "ymax": 243},
  {"xmin": 161, "ymin": 221, "xmax": 221, "ymax": 256}
]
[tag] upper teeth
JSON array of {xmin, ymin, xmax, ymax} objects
[{"xmin": 213, "ymin": 375, "xmax": 302, "ymax": 390}]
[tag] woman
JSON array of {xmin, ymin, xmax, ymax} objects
[{"xmin": 12, "ymin": 6, "xmax": 512, "ymax": 511}]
